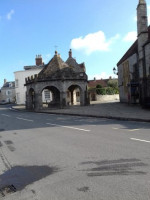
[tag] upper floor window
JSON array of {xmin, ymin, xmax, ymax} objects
[
  {"xmin": 15, "ymin": 79, "xmax": 19, "ymax": 87},
  {"xmin": 6, "ymin": 90, "xmax": 11, "ymax": 96}
]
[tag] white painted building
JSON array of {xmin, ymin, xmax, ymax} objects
[{"xmin": 14, "ymin": 55, "xmax": 44, "ymax": 105}]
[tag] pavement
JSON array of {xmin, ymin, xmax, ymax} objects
[{"xmin": 11, "ymin": 100, "xmax": 150, "ymax": 123}]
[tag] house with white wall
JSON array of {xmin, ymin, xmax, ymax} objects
[{"xmin": 14, "ymin": 55, "xmax": 44, "ymax": 105}]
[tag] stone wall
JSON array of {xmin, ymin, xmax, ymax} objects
[{"xmin": 92, "ymin": 94, "xmax": 119, "ymax": 103}]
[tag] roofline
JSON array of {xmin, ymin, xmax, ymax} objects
[{"xmin": 117, "ymin": 40, "xmax": 138, "ymax": 66}]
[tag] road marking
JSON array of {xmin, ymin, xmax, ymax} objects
[
  {"xmin": 46, "ymin": 123, "xmax": 90, "ymax": 132},
  {"xmin": 129, "ymin": 129, "xmax": 140, "ymax": 132},
  {"xmin": 112, "ymin": 127, "xmax": 119, "ymax": 130},
  {"xmin": 1, "ymin": 114, "xmax": 10, "ymax": 117},
  {"xmin": 131, "ymin": 138, "xmax": 150, "ymax": 143},
  {"xmin": 16, "ymin": 117, "xmax": 33, "ymax": 122},
  {"xmin": 112, "ymin": 127, "xmax": 140, "ymax": 132}
]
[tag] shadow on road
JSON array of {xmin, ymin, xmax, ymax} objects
[{"xmin": 0, "ymin": 165, "xmax": 59, "ymax": 191}]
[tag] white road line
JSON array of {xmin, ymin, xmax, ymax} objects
[
  {"xmin": 112, "ymin": 127, "xmax": 119, "ymax": 130},
  {"xmin": 16, "ymin": 117, "xmax": 33, "ymax": 122},
  {"xmin": 129, "ymin": 129, "xmax": 140, "ymax": 132},
  {"xmin": 131, "ymin": 138, "xmax": 150, "ymax": 143},
  {"xmin": 46, "ymin": 123, "xmax": 90, "ymax": 132},
  {"xmin": 1, "ymin": 114, "xmax": 10, "ymax": 117},
  {"xmin": 112, "ymin": 127, "xmax": 140, "ymax": 132}
]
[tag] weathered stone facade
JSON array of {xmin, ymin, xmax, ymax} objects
[
  {"xmin": 25, "ymin": 50, "xmax": 89, "ymax": 111},
  {"xmin": 117, "ymin": 0, "xmax": 150, "ymax": 107}
]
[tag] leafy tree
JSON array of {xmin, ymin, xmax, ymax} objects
[{"xmin": 107, "ymin": 79, "xmax": 118, "ymax": 89}]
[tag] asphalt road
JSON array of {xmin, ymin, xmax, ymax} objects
[{"xmin": 0, "ymin": 105, "xmax": 150, "ymax": 200}]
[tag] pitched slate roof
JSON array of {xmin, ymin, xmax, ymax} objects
[
  {"xmin": 66, "ymin": 57, "xmax": 85, "ymax": 73},
  {"xmin": 117, "ymin": 26, "xmax": 150, "ymax": 67},
  {"xmin": 117, "ymin": 40, "xmax": 138, "ymax": 66},
  {"xmin": 38, "ymin": 52, "xmax": 69, "ymax": 77},
  {"xmin": 88, "ymin": 79, "xmax": 108, "ymax": 88},
  {"xmin": 2, "ymin": 81, "xmax": 15, "ymax": 88},
  {"xmin": 38, "ymin": 51, "xmax": 85, "ymax": 78}
]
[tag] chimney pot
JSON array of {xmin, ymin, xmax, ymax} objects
[
  {"xmin": 4, "ymin": 79, "xmax": 7, "ymax": 84},
  {"xmin": 35, "ymin": 54, "xmax": 43, "ymax": 66},
  {"xmin": 69, "ymin": 49, "xmax": 72, "ymax": 58}
]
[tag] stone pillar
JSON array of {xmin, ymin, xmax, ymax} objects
[
  {"xmin": 73, "ymin": 90, "xmax": 77, "ymax": 105},
  {"xmin": 60, "ymin": 91, "xmax": 67, "ymax": 108},
  {"xmin": 26, "ymin": 93, "xmax": 32, "ymax": 110},
  {"xmin": 80, "ymin": 90, "xmax": 85, "ymax": 106},
  {"xmin": 26, "ymin": 92, "xmax": 34, "ymax": 110},
  {"xmin": 34, "ymin": 92, "xmax": 42, "ymax": 111},
  {"xmin": 71, "ymin": 91, "xmax": 74, "ymax": 105}
]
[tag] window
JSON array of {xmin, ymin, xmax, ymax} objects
[
  {"xmin": 16, "ymin": 93, "xmax": 20, "ymax": 103},
  {"xmin": 6, "ymin": 90, "xmax": 11, "ymax": 96},
  {"xmin": 133, "ymin": 64, "xmax": 139, "ymax": 81},
  {"xmin": 15, "ymin": 79, "xmax": 19, "ymax": 87},
  {"xmin": 76, "ymin": 92, "xmax": 80, "ymax": 97},
  {"xmin": 44, "ymin": 90, "xmax": 50, "ymax": 100}
]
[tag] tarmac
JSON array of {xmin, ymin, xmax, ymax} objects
[{"xmin": 12, "ymin": 100, "xmax": 150, "ymax": 123}]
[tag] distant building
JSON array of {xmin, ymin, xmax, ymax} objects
[
  {"xmin": 88, "ymin": 77, "xmax": 117, "ymax": 101},
  {"xmin": 117, "ymin": 0, "xmax": 150, "ymax": 106},
  {"xmin": 0, "ymin": 79, "xmax": 16, "ymax": 103},
  {"xmin": 14, "ymin": 55, "xmax": 44, "ymax": 104}
]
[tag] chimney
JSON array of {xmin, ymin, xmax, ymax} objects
[
  {"xmin": 69, "ymin": 49, "xmax": 72, "ymax": 58},
  {"xmin": 35, "ymin": 55, "xmax": 43, "ymax": 66},
  {"xmin": 4, "ymin": 79, "xmax": 7, "ymax": 84}
]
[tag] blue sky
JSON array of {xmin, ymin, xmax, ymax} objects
[{"xmin": 0, "ymin": 0, "xmax": 150, "ymax": 87}]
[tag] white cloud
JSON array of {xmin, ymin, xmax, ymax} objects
[
  {"xmin": 7, "ymin": 9, "xmax": 14, "ymax": 20},
  {"xmin": 70, "ymin": 31, "xmax": 120, "ymax": 55},
  {"xmin": 123, "ymin": 31, "xmax": 137, "ymax": 42}
]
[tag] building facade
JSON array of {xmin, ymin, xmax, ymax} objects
[
  {"xmin": 14, "ymin": 55, "xmax": 44, "ymax": 104},
  {"xmin": 0, "ymin": 79, "xmax": 16, "ymax": 103},
  {"xmin": 25, "ymin": 50, "xmax": 89, "ymax": 111},
  {"xmin": 117, "ymin": 0, "xmax": 150, "ymax": 106}
]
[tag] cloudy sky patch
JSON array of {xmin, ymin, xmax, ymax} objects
[
  {"xmin": 7, "ymin": 9, "xmax": 15, "ymax": 20},
  {"xmin": 70, "ymin": 31, "xmax": 120, "ymax": 55}
]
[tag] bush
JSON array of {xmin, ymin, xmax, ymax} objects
[
  {"xmin": 96, "ymin": 88, "xmax": 106, "ymax": 95},
  {"xmin": 96, "ymin": 84, "xmax": 102, "ymax": 89},
  {"xmin": 107, "ymin": 79, "xmax": 118, "ymax": 88},
  {"xmin": 106, "ymin": 87, "xmax": 115, "ymax": 95}
]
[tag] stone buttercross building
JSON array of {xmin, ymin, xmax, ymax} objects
[{"xmin": 25, "ymin": 50, "xmax": 89, "ymax": 111}]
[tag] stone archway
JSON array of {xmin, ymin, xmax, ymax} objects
[
  {"xmin": 26, "ymin": 88, "xmax": 35, "ymax": 110},
  {"xmin": 41, "ymin": 86, "xmax": 60, "ymax": 108},
  {"xmin": 25, "ymin": 50, "xmax": 89, "ymax": 111},
  {"xmin": 67, "ymin": 85, "xmax": 82, "ymax": 106}
]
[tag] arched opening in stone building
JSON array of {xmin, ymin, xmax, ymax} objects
[
  {"xmin": 41, "ymin": 86, "xmax": 60, "ymax": 108},
  {"xmin": 28, "ymin": 88, "xmax": 35, "ymax": 110},
  {"xmin": 67, "ymin": 85, "xmax": 82, "ymax": 106}
]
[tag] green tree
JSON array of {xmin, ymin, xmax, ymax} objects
[{"xmin": 107, "ymin": 79, "xmax": 118, "ymax": 88}]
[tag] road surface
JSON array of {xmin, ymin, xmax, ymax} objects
[{"xmin": 0, "ymin": 105, "xmax": 150, "ymax": 200}]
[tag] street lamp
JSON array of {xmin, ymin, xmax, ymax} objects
[{"xmin": 113, "ymin": 67, "xmax": 118, "ymax": 75}]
